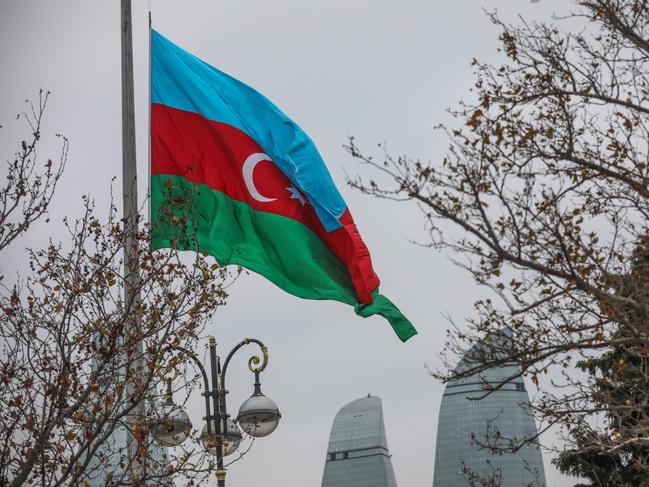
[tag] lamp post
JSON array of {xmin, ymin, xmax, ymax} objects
[{"xmin": 152, "ymin": 337, "xmax": 281, "ymax": 487}]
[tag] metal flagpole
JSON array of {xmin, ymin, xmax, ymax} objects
[
  {"xmin": 147, "ymin": 9, "xmax": 152, "ymax": 226},
  {"xmin": 120, "ymin": 0, "xmax": 146, "ymax": 483}
]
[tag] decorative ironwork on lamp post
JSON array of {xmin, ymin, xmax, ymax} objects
[{"xmin": 152, "ymin": 337, "xmax": 281, "ymax": 486}]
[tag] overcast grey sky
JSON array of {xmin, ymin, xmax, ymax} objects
[{"xmin": 1, "ymin": 1, "xmax": 574, "ymax": 485}]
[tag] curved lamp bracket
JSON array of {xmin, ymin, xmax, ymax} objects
[
  {"xmin": 155, "ymin": 353, "xmax": 179, "ymax": 382},
  {"xmin": 222, "ymin": 338, "xmax": 269, "ymax": 387},
  {"xmin": 248, "ymin": 346, "xmax": 269, "ymax": 374},
  {"xmin": 155, "ymin": 346, "xmax": 210, "ymax": 391}
]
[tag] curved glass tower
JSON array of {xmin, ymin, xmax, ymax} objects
[
  {"xmin": 321, "ymin": 395, "xmax": 398, "ymax": 487},
  {"xmin": 433, "ymin": 336, "xmax": 546, "ymax": 486}
]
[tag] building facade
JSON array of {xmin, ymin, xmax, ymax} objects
[
  {"xmin": 84, "ymin": 426, "xmax": 169, "ymax": 486},
  {"xmin": 321, "ymin": 395, "xmax": 398, "ymax": 487},
  {"xmin": 433, "ymin": 336, "xmax": 546, "ymax": 486}
]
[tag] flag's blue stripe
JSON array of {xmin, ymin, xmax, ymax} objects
[{"xmin": 151, "ymin": 30, "xmax": 345, "ymax": 232}]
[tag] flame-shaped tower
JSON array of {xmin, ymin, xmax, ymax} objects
[
  {"xmin": 433, "ymin": 332, "xmax": 546, "ymax": 486},
  {"xmin": 321, "ymin": 395, "xmax": 398, "ymax": 487}
]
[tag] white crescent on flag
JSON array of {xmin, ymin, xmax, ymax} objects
[{"xmin": 242, "ymin": 152, "xmax": 277, "ymax": 203}]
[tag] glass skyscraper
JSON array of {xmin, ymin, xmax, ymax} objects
[
  {"xmin": 321, "ymin": 395, "xmax": 398, "ymax": 487},
  {"xmin": 85, "ymin": 425, "xmax": 169, "ymax": 486},
  {"xmin": 433, "ymin": 335, "xmax": 546, "ymax": 486}
]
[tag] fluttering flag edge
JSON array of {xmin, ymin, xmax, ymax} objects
[{"xmin": 355, "ymin": 291, "xmax": 417, "ymax": 342}]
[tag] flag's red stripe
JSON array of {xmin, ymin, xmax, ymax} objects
[{"xmin": 151, "ymin": 103, "xmax": 379, "ymax": 303}]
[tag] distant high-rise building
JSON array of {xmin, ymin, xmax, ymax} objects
[
  {"xmin": 433, "ymin": 334, "xmax": 546, "ymax": 486},
  {"xmin": 321, "ymin": 395, "xmax": 398, "ymax": 487},
  {"xmin": 84, "ymin": 348, "xmax": 168, "ymax": 486},
  {"xmin": 85, "ymin": 425, "xmax": 169, "ymax": 486}
]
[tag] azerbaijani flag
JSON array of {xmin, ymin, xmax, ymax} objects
[{"xmin": 150, "ymin": 31, "xmax": 416, "ymax": 342}]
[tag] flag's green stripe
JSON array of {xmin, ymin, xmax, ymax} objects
[
  {"xmin": 151, "ymin": 174, "xmax": 357, "ymax": 304},
  {"xmin": 151, "ymin": 174, "xmax": 417, "ymax": 342},
  {"xmin": 355, "ymin": 291, "xmax": 417, "ymax": 342}
]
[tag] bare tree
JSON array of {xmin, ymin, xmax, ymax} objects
[
  {"xmin": 0, "ymin": 96, "xmax": 242, "ymax": 486},
  {"xmin": 348, "ymin": 0, "xmax": 649, "ymax": 480},
  {"xmin": 0, "ymin": 90, "xmax": 66, "ymax": 253}
]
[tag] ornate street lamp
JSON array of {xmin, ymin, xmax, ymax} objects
[
  {"xmin": 200, "ymin": 417, "xmax": 242, "ymax": 456},
  {"xmin": 151, "ymin": 380, "xmax": 193, "ymax": 447},
  {"xmin": 152, "ymin": 337, "xmax": 280, "ymax": 486},
  {"xmin": 237, "ymin": 379, "xmax": 281, "ymax": 437}
]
